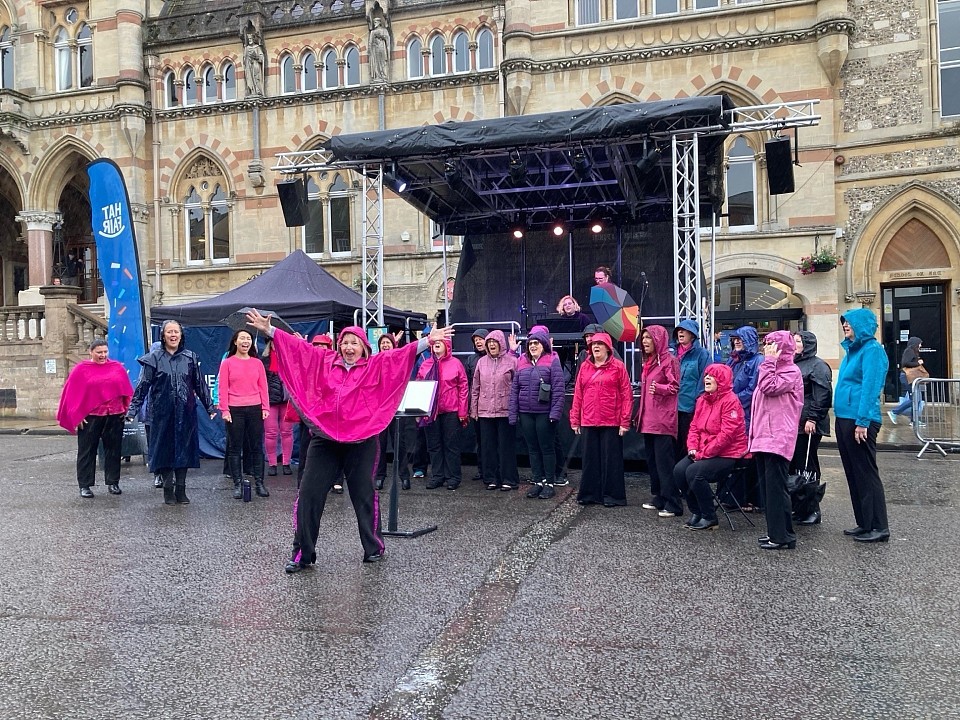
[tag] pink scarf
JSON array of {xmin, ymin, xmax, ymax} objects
[{"xmin": 57, "ymin": 359, "xmax": 134, "ymax": 433}]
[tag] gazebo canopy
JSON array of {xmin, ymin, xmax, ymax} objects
[{"xmin": 322, "ymin": 95, "xmax": 734, "ymax": 234}]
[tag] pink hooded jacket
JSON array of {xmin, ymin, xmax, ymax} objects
[
  {"xmin": 747, "ymin": 330, "xmax": 804, "ymax": 460},
  {"xmin": 687, "ymin": 363, "xmax": 748, "ymax": 459},
  {"xmin": 271, "ymin": 325, "xmax": 420, "ymax": 443},
  {"xmin": 417, "ymin": 337, "xmax": 469, "ymax": 418},
  {"xmin": 570, "ymin": 332, "xmax": 633, "ymax": 429},
  {"xmin": 634, "ymin": 325, "xmax": 680, "ymax": 437},
  {"xmin": 470, "ymin": 330, "xmax": 517, "ymax": 418}
]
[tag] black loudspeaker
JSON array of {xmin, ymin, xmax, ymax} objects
[
  {"xmin": 277, "ymin": 179, "xmax": 310, "ymax": 227},
  {"xmin": 765, "ymin": 137, "xmax": 795, "ymax": 195}
]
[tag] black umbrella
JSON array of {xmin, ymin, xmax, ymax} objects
[{"xmin": 220, "ymin": 306, "xmax": 294, "ymax": 336}]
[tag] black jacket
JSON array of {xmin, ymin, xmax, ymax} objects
[{"xmin": 793, "ymin": 331, "xmax": 832, "ymax": 436}]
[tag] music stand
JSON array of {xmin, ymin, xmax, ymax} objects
[{"xmin": 383, "ymin": 380, "xmax": 438, "ymax": 538}]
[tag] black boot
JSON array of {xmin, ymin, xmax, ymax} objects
[
  {"xmin": 175, "ymin": 481, "xmax": 190, "ymax": 504},
  {"xmin": 255, "ymin": 479, "xmax": 270, "ymax": 497},
  {"xmin": 163, "ymin": 475, "xmax": 175, "ymax": 505},
  {"xmin": 229, "ymin": 454, "xmax": 243, "ymax": 499},
  {"xmin": 401, "ymin": 476, "xmax": 411, "ymax": 490},
  {"xmin": 375, "ymin": 476, "xmax": 385, "ymax": 491},
  {"xmin": 232, "ymin": 479, "xmax": 243, "ymax": 500}
]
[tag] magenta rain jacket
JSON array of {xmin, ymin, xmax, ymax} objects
[
  {"xmin": 747, "ymin": 329, "xmax": 804, "ymax": 460},
  {"xmin": 634, "ymin": 325, "xmax": 681, "ymax": 437},
  {"xmin": 416, "ymin": 337, "xmax": 469, "ymax": 418}
]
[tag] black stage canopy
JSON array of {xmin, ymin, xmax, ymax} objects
[{"xmin": 323, "ymin": 96, "xmax": 734, "ymax": 235}]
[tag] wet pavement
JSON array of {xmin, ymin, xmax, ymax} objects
[{"xmin": 1, "ymin": 433, "xmax": 959, "ymax": 720}]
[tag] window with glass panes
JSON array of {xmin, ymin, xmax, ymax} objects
[
  {"xmin": 939, "ymin": 0, "xmax": 960, "ymax": 117},
  {"xmin": 302, "ymin": 174, "xmax": 354, "ymax": 255}
]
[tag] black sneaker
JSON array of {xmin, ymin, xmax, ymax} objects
[
  {"xmin": 554, "ymin": 475, "xmax": 569, "ymax": 487},
  {"xmin": 80, "ymin": 487, "xmax": 94, "ymax": 499},
  {"xmin": 526, "ymin": 484, "xmax": 543, "ymax": 499},
  {"xmin": 539, "ymin": 484, "xmax": 556, "ymax": 499},
  {"xmin": 267, "ymin": 465, "xmax": 278, "ymax": 476}
]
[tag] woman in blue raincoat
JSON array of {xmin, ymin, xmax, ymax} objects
[{"xmin": 128, "ymin": 320, "xmax": 216, "ymax": 505}]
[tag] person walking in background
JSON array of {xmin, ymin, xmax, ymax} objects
[
  {"xmin": 726, "ymin": 325, "xmax": 763, "ymax": 510},
  {"xmin": 127, "ymin": 320, "xmax": 216, "ymax": 505},
  {"xmin": 570, "ymin": 332, "xmax": 633, "ymax": 507},
  {"xmin": 748, "ymin": 331, "xmax": 804, "ymax": 551},
  {"xmin": 262, "ymin": 338, "xmax": 295, "ymax": 477},
  {"xmin": 790, "ymin": 331, "xmax": 833, "ymax": 526},
  {"xmin": 470, "ymin": 330, "xmax": 519, "ymax": 492},
  {"xmin": 672, "ymin": 363, "xmax": 748, "ymax": 531},
  {"xmin": 888, "ymin": 336, "xmax": 924, "ymax": 425},
  {"xmin": 673, "ymin": 319, "xmax": 711, "ymax": 459},
  {"xmin": 245, "ymin": 308, "xmax": 453, "ymax": 572},
  {"xmin": 510, "ymin": 328, "xmax": 565, "ymax": 499},
  {"xmin": 634, "ymin": 326, "xmax": 682, "ymax": 517},
  {"xmin": 835, "ymin": 309, "xmax": 890, "ymax": 544},
  {"xmin": 417, "ymin": 335, "xmax": 468, "ymax": 490},
  {"xmin": 219, "ymin": 330, "xmax": 270, "ymax": 500},
  {"xmin": 57, "ymin": 339, "xmax": 134, "ymax": 499}
]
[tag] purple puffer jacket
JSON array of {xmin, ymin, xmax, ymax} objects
[
  {"xmin": 509, "ymin": 330, "xmax": 565, "ymax": 423},
  {"xmin": 747, "ymin": 330, "xmax": 804, "ymax": 460},
  {"xmin": 470, "ymin": 331, "xmax": 517, "ymax": 418}
]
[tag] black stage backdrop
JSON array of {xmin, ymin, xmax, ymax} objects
[{"xmin": 449, "ymin": 222, "xmax": 678, "ymax": 332}]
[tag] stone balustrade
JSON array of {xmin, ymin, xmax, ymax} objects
[
  {"xmin": 67, "ymin": 304, "xmax": 108, "ymax": 353},
  {"xmin": 0, "ymin": 306, "xmax": 45, "ymax": 343}
]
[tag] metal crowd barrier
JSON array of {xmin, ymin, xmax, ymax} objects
[{"xmin": 912, "ymin": 378, "xmax": 960, "ymax": 458}]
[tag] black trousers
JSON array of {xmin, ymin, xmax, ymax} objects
[
  {"xmin": 425, "ymin": 412, "xmax": 462, "ymax": 487},
  {"xmin": 412, "ymin": 425, "xmax": 430, "ymax": 473},
  {"xmin": 578, "ymin": 426, "xmax": 626, "ymax": 505},
  {"xmin": 756, "ymin": 451, "xmax": 795, "ymax": 544},
  {"xmin": 478, "ymin": 416, "xmax": 519, "ymax": 487},
  {"xmin": 677, "ymin": 411, "xmax": 694, "ymax": 460},
  {"xmin": 76, "ymin": 413, "xmax": 124, "ymax": 488},
  {"xmin": 226, "ymin": 405, "xmax": 264, "ymax": 482},
  {"xmin": 518, "ymin": 413, "xmax": 556, "ymax": 483},
  {"xmin": 673, "ymin": 455, "xmax": 735, "ymax": 522},
  {"xmin": 644, "ymin": 433, "xmax": 679, "ymax": 512},
  {"xmin": 836, "ymin": 418, "xmax": 888, "ymax": 532},
  {"xmin": 292, "ymin": 435, "xmax": 383, "ymax": 565}
]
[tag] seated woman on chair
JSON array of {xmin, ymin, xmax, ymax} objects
[
  {"xmin": 672, "ymin": 363, "xmax": 748, "ymax": 530},
  {"xmin": 556, "ymin": 295, "xmax": 592, "ymax": 331}
]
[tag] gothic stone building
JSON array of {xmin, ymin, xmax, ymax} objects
[{"xmin": 0, "ymin": 0, "xmax": 958, "ymax": 392}]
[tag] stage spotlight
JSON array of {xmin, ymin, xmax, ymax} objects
[
  {"xmin": 508, "ymin": 154, "xmax": 527, "ymax": 184},
  {"xmin": 590, "ymin": 219, "xmax": 603, "ymax": 234},
  {"xmin": 572, "ymin": 150, "xmax": 592, "ymax": 180},
  {"xmin": 551, "ymin": 220, "xmax": 565, "ymax": 237},
  {"xmin": 384, "ymin": 161, "xmax": 409, "ymax": 193},
  {"xmin": 511, "ymin": 225, "xmax": 525, "ymax": 240},
  {"xmin": 444, "ymin": 159, "xmax": 462, "ymax": 187},
  {"xmin": 635, "ymin": 145, "xmax": 662, "ymax": 176}
]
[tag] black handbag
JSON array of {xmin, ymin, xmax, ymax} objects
[{"xmin": 786, "ymin": 435, "xmax": 819, "ymax": 495}]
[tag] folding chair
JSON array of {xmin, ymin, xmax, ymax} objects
[{"xmin": 710, "ymin": 457, "xmax": 755, "ymax": 530}]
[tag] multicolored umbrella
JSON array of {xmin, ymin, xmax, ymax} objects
[{"xmin": 589, "ymin": 282, "xmax": 641, "ymax": 342}]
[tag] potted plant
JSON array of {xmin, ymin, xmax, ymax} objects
[{"xmin": 798, "ymin": 246, "xmax": 844, "ymax": 275}]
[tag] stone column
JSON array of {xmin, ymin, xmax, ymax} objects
[
  {"xmin": 14, "ymin": 210, "xmax": 60, "ymax": 305},
  {"xmin": 39, "ymin": 284, "xmax": 82, "ymax": 362}
]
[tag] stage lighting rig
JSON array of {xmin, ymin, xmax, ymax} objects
[
  {"xmin": 572, "ymin": 148, "xmax": 592, "ymax": 180},
  {"xmin": 508, "ymin": 152, "xmax": 527, "ymax": 185}
]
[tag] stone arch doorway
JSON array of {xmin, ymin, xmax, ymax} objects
[
  {"xmin": 0, "ymin": 164, "xmax": 26, "ymax": 305},
  {"xmin": 55, "ymin": 160, "xmax": 97, "ymax": 303}
]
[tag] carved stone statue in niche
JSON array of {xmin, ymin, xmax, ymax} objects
[
  {"xmin": 243, "ymin": 34, "xmax": 265, "ymax": 97},
  {"xmin": 369, "ymin": 18, "xmax": 391, "ymax": 84}
]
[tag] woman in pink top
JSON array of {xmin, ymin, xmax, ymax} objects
[{"xmin": 218, "ymin": 330, "xmax": 270, "ymax": 500}]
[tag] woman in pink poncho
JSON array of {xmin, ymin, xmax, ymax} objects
[
  {"xmin": 57, "ymin": 339, "xmax": 134, "ymax": 499},
  {"xmin": 245, "ymin": 309, "xmax": 453, "ymax": 573}
]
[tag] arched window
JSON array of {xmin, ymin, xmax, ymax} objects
[
  {"xmin": 76, "ymin": 23, "xmax": 92, "ymax": 87},
  {"xmin": 280, "ymin": 54, "xmax": 296, "ymax": 94},
  {"xmin": 321, "ymin": 48, "xmax": 338, "ymax": 89},
  {"xmin": 1, "ymin": 27, "xmax": 15, "ymax": 89},
  {"xmin": 615, "ymin": 0, "xmax": 639, "ymax": 20},
  {"xmin": 476, "ymin": 28, "xmax": 494, "ymax": 71},
  {"xmin": 302, "ymin": 51, "xmax": 317, "ymax": 91},
  {"xmin": 54, "ymin": 27, "xmax": 72, "ymax": 91},
  {"xmin": 301, "ymin": 172, "xmax": 354, "ymax": 255},
  {"xmin": 185, "ymin": 186, "xmax": 205, "ymax": 263},
  {"xmin": 407, "ymin": 37, "xmax": 423, "ymax": 79},
  {"xmin": 210, "ymin": 184, "xmax": 230, "ymax": 262},
  {"xmin": 452, "ymin": 31, "xmax": 469, "ymax": 73},
  {"xmin": 163, "ymin": 70, "xmax": 178, "ymax": 108},
  {"xmin": 344, "ymin": 45, "xmax": 359, "ymax": 86},
  {"xmin": 576, "ymin": 0, "xmax": 601, "ymax": 25},
  {"xmin": 429, "ymin": 35, "xmax": 445, "ymax": 76},
  {"xmin": 201, "ymin": 65, "xmax": 216, "ymax": 103},
  {"xmin": 183, "ymin": 67, "xmax": 198, "ymax": 106},
  {"xmin": 726, "ymin": 136, "xmax": 757, "ymax": 230},
  {"xmin": 221, "ymin": 61, "xmax": 236, "ymax": 101}
]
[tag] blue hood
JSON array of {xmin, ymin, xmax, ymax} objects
[
  {"xmin": 730, "ymin": 325, "xmax": 759, "ymax": 357},
  {"xmin": 841, "ymin": 308, "xmax": 878, "ymax": 349},
  {"xmin": 674, "ymin": 319, "xmax": 701, "ymax": 341}
]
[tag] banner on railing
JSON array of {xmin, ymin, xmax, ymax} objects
[{"xmin": 86, "ymin": 159, "xmax": 149, "ymax": 385}]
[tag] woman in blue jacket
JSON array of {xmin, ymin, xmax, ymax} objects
[
  {"xmin": 674, "ymin": 319, "xmax": 711, "ymax": 457},
  {"xmin": 834, "ymin": 308, "xmax": 890, "ymax": 543},
  {"xmin": 726, "ymin": 325, "xmax": 763, "ymax": 509}
]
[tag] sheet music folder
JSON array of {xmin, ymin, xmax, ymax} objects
[{"xmin": 396, "ymin": 380, "xmax": 437, "ymax": 417}]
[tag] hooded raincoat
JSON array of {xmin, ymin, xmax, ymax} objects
[
  {"xmin": 470, "ymin": 330, "xmax": 517, "ymax": 418},
  {"xmin": 687, "ymin": 363, "xmax": 749, "ymax": 459},
  {"xmin": 635, "ymin": 325, "xmax": 681, "ymax": 437},
  {"xmin": 570, "ymin": 333, "xmax": 633, "ymax": 429},
  {"xmin": 128, "ymin": 346, "xmax": 214, "ymax": 472},
  {"xmin": 416, "ymin": 337, "xmax": 469, "ymax": 418},
  {"xmin": 509, "ymin": 329, "xmax": 565, "ymax": 423},
  {"xmin": 794, "ymin": 331, "xmax": 833, "ymax": 436},
  {"xmin": 835, "ymin": 308, "xmax": 888, "ymax": 428},
  {"xmin": 674, "ymin": 319, "xmax": 711, "ymax": 414},
  {"xmin": 728, "ymin": 325, "xmax": 763, "ymax": 429},
  {"xmin": 747, "ymin": 330, "xmax": 804, "ymax": 460}
]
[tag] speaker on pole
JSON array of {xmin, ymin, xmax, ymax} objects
[
  {"xmin": 277, "ymin": 179, "xmax": 310, "ymax": 227},
  {"xmin": 765, "ymin": 136, "xmax": 795, "ymax": 195}
]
